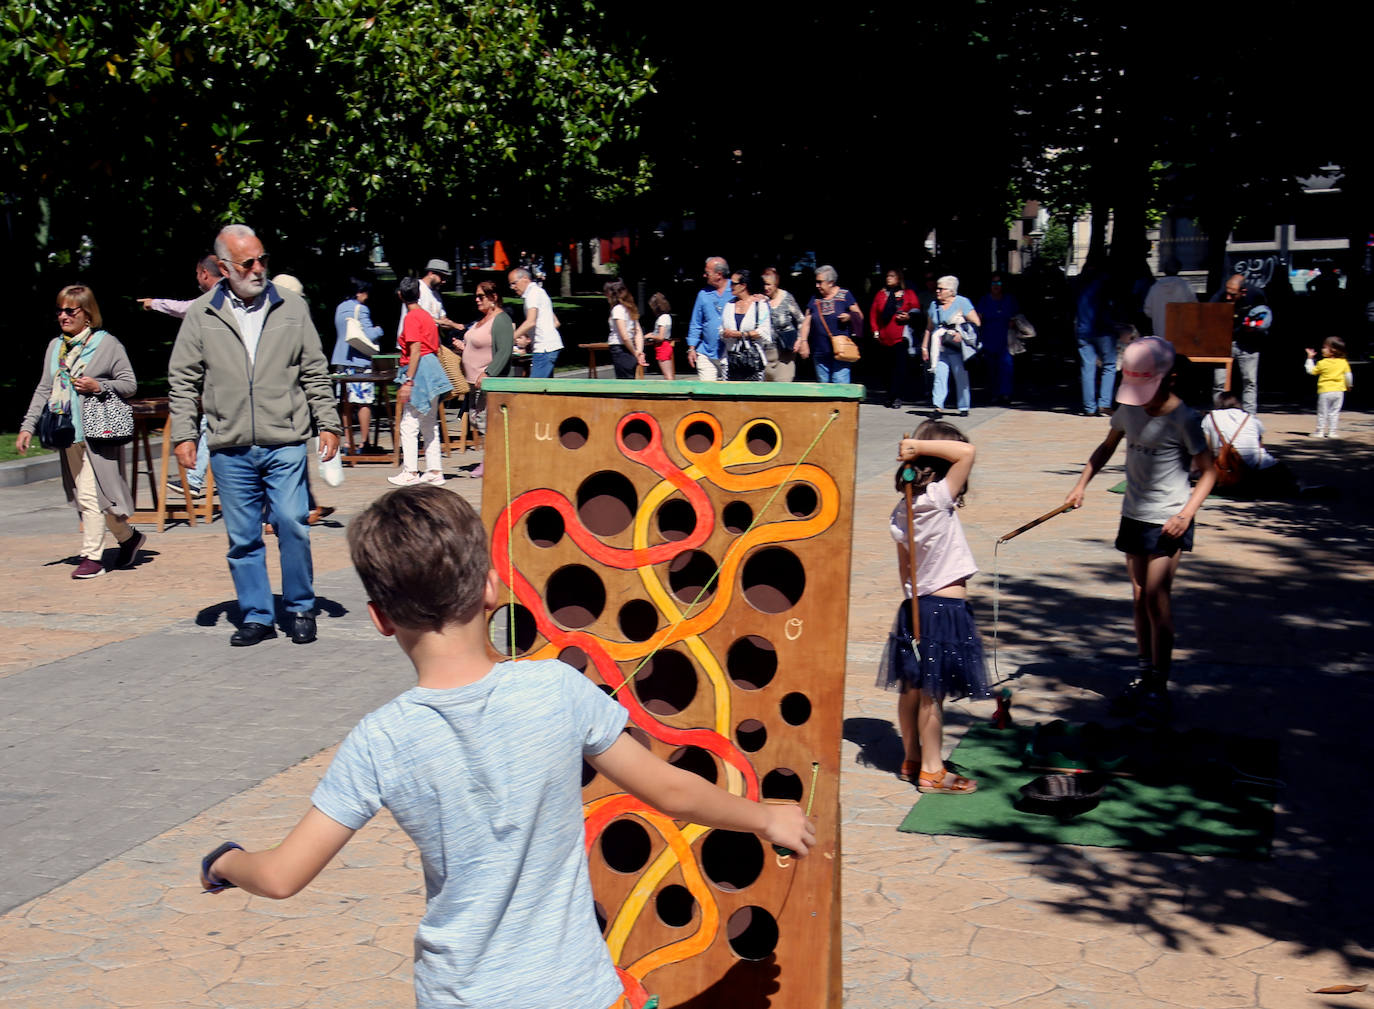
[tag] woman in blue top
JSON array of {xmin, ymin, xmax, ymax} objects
[
  {"xmin": 921, "ymin": 275, "xmax": 982, "ymax": 417},
  {"xmin": 797, "ymin": 264, "xmax": 863, "ymax": 384},
  {"xmin": 331, "ymin": 277, "xmax": 386, "ymax": 453}
]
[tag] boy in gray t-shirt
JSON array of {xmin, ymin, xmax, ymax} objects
[
  {"xmin": 1065, "ymin": 337, "xmax": 1216, "ymax": 723},
  {"xmin": 197, "ymin": 486, "xmax": 814, "ymax": 1009}
]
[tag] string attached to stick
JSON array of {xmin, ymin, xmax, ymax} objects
[
  {"xmin": 990, "ymin": 502, "xmax": 1076, "ymax": 684},
  {"xmin": 772, "ymin": 760, "xmax": 822, "ymax": 859}
]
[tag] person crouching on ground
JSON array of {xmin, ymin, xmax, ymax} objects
[
  {"xmin": 196, "ymin": 486, "xmax": 815, "ymax": 1009},
  {"xmin": 1065, "ymin": 337, "xmax": 1216, "ymax": 724}
]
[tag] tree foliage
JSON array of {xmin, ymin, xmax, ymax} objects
[{"xmin": 1, "ymin": 0, "xmax": 654, "ymax": 401}]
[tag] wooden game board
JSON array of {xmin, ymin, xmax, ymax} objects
[{"xmin": 480, "ymin": 378, "xmax": 861, "ymax": 1009}]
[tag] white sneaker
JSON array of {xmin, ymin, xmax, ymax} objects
[
  {"xmin": 388, "ymin": 470, "xmax": 422, "ymax": 486},
  {"xmin": 419, "ymin": 471, "xmax": 445, "ymax": 485}
]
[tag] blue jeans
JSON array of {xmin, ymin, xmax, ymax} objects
[
  {"xmin": 530, "ymin": 351, "xmax": 560, "ymax": 378},
  {"xmin": 813, "ymin": 354, "xmax": 851, "ymax": 385},
  {"xmin": 210, "ymin": 443, "xmax": 314, "ymax": 626},
  {"xmin": 1078, "ymin": 334, "xmax": 1117, "ymax": 412},
  {"xmin": 932, "ymin": 348, "xmax": 970, "ymax": 411}
]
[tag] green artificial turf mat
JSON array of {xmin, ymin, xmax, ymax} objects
[{"xmin": 898, "ymin": 722, "xmax": 1278, "ymax": 859}]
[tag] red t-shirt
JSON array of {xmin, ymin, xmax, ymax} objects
[{"xmin": 399, "ymin": 307, "xmax": 439, "ymax": 367}]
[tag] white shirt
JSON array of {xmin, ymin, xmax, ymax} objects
[
  {"xmin": 227, "ymin": 289, "xmax": 269, "ymax": 366},
  {"xmin": 608, "ymin": 304, "xmax": 637, "ymax": 347},
  {"xmin": 1144, "ymin": 276, "xmax": 1197, "ymax": 339},
  {"xmin": 1203, "ymin": 408, "xmax": 1277, "ymax": 469},
  {"xmin": 523, "ymin": 283, "xmax": 562, "ymax": 353}
]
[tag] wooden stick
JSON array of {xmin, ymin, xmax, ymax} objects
[
  {"xmin": 902, "ymin": 468, "xmax": 921, "ymax": 646},
  {"xmin": 997, "ymin": 502, "xmax": 1076, "ymax": 544}
]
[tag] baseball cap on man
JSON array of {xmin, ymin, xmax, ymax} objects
[
  {"xmin": 1116, "ymin": 336, "xmax": 1175, "ymax": 406},
  {"xmin": 424, "ymin": 258, "xmax": 452, "ymax": 276}
]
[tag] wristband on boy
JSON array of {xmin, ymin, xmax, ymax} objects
[{"xmin": 201, "ymin": 841, "xmax": 244, "ymax": 893}]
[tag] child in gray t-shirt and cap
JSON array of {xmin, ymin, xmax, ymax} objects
[{"xmin": 1065, "ymin": 337, "xmax": 1216, "ymax": 724}]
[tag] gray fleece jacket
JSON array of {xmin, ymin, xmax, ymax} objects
[{"xmin": 168, "ymin": 281, "xmax": 341, "ymax": 449}]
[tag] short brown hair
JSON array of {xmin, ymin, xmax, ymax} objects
[
  {"xmin": 348, "ymin": 486, "xmax": 490, "ymax": 630},
  {"xmin": 57, "ymin": 284, "xmax": 102, "ymax": 328}
]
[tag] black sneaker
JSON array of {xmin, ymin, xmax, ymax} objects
[
  {"xmin": 114, "ymin": 530, "xmax": 146, "ymax": 570},
  {"xmin": 1108, "ymin": 679, "xmax": 1152, "ymax": 716},
  {"xmin": 1134, "ymin": 690, "xmax": 1173, "ymax": 727}
]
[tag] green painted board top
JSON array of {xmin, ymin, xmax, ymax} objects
[{"xmin": 481, "ymin": 378, "xmax": 864, "ymax": 400}]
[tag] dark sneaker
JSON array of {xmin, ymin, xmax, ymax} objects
[
  {"xmin": 72, "ymin": 558, "xmax": 105, "ymax": 579},
  {"xmin": 1108, "ymin": 679, "xmax": 1152, "ymax": 716},
  {"xmin": 1134, "ymin": 690, "xmax": 1173, "ymax": 727},
  {"xmin": 289, "ymin": 613, "xmax": 317, "ymax": 644},
  {"xmin": 114, "ymin": 530, "xmax": 146, "ymax": 570}
]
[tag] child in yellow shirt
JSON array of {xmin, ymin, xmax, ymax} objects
[{"xmin": 1304, "ymin": 336, "xmax": 1353, "ymax": 438}]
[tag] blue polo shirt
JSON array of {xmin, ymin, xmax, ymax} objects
[{"xmin": 687, "ymin": 285, "xmax": 732, "ymax": 358}]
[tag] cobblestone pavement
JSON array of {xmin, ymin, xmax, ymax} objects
[{"xmin": 1, "ymin": 395, "xmax": 1370, "ymax": 1008}]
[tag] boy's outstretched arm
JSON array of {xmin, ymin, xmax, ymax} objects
[
  {"xmin": 589, "ymin": 736, "xmax": 817, "ymax": 856},
  {"xmin": 200, "ymin": 807, "xmax": 356, "ymax": 900},
  {"xmin": 1065, "ymin": 428, "xmax": 1124, "ymax": 508}
]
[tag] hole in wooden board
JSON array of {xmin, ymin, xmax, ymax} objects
[
  {"xmin": 761, "ymin": 767, "xmax": 803, "ymax": 802},
  {"xmin": 667, "ymin": 745, "xmax": 718, "ymax": 784},
  {"xmin": 701, "ymin": 829, "xmax": 764, "ymax": 891},
  {"xmin": 488, "ymin": 604, "xmax": 537, "ymax": 656},
  {"xmin": 601, "ymin": 818, "xmax": 652, "ymax": 874},
  {"xmin": 594, "ymin": 900, "xmax": 608, "ymax": 933},
  {"xmin": 735, "ymin": 718, "xmax": 767, "ymax": 753},
  {"xmin": 558, "ymin": 646, "xmax": 589, "ymax": 672},
  {"xmin": 618, "ymin": 598, "xmax": 659, "ymax": 642},
  {"xmin": 722, "ymin": 500, "xmax": 753, "ymax": 534},
  {"xmin": 745, "ymin": 422, "xmax": 777, "ymax": 456},
  {"xmin": 633, "ymin": 649, "xmax": 697, "ymax": 715},
  {"xmin": 577, "ymin": 471, "xmax": 638, "ymax": 536},
  {"xmin": 726, "ymin": 905, "xmax": 780, "ymax": 960},
  {"xmin": 656, "ymin": 497, "xmax": 696, "ymax": 542},
  {"xmin": 621, "ymin": 417, "xmax": 652, "ymax": 452},
  {"xmin": 683, "ymin": 420, "xmax": 715, "ymax": 453},
  {"xmin": 727, "ymin": 635, "xmax": 777, "ymax": 690},
  {"xmin": 667, "ymin": 549, "xmax": 717, "ymax": 604},
  {"xmin": 546, "ymin": 564, "xmax": 606, "ymax": 628},
  {"xmin": 781, "ymin": 692, "xmax": 812, "ymax": 726},
  {"xmin": 526, "ymin": 506, "xmax": 565, "ymax": 547},
  {"xmin": 559, "ymin": 417, "xmax": 589, "ymax": 449},
  {"xmin": 655, "ymin": 884, "xmax": 698, "ymax": 928},
  {"xmin": 786, "ymin": 483, "xmax": 819, "ymax": 518},
  {"xmin": 741, "ymin": 546, "xmax": 805, "ymax": 613}
]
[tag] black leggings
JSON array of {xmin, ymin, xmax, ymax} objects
[{"xmin": 610, "ymin": 344, "xmax": 639, "ymax": 379}]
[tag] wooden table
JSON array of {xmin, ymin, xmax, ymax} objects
[
  {"xmin": 576, "ymin": 342, "xmax": 643, "ymax": 379},
  {"xmin": 332, "ymin": 370, "xmax": 398, "ymax": 466},
  {"xmin": 120, "ymin": 397, "xmax": 216, "ymax": 531}
]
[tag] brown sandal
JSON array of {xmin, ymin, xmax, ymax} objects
[{"xmin": 917, "ymin": 768, "xmax": 978, "ymax": 794}]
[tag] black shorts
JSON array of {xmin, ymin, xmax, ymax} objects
[{"xmin": 1115, "ymin": 515, "xmax": 1193, "ymax": 557}]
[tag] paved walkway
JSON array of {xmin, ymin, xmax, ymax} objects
[{"xmin": 1, "ymin": 395, "xmax": 1370, "ymax": 1007}]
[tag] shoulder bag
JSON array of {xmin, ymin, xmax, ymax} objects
[
  {"xmin": 1211, "ymin": 413, "xmax": 1250, "ymax": 489},
  {"xmin": 346, "ymin": 303, "xmax": 380, "ymax": 356},
  {"xmin": 82, "ymin": 389, "xmax": 135, "ymax": 443}
]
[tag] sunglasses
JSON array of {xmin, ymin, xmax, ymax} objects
[
  {"xmin": 224, "ymin": 253, "xmax": 270, "ymax": 271},
  {"xmin": 57, "ymin": 306, "xmax": 84, "ymax": 316}
]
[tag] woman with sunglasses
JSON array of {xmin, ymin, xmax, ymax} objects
[
  {"xmin": 17, "ymin": 285, "xmax": 144, "ymax": 579},
  {"xmin": 458, "ymin": 281, "xmax": 514, "ymax": 479}
]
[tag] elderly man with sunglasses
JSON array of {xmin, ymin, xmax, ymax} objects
[{"xmin": 168, "ymin": 224, "xmax": 341, "ymax": 647}]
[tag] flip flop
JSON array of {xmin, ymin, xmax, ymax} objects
[{"xmin": 917, "ymin": 769, "xmax": 978, "ymax": 794}]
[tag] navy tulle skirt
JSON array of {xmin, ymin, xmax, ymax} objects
[{"xmin": 877, "ymin": 596, "xmax": 992, "ymax": 702}]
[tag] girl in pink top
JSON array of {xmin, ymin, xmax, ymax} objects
[{"xmin": 879, "ymin": 421, "xmax": 991, "ymax": 794}]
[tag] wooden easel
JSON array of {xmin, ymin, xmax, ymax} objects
[{"xmin": 1165, "ymin": 302, "xmax": 1235, "ymax": 390}]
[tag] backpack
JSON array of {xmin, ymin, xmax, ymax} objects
[{"xmin": 1211, "ymin": 413, "xmax": 1250, "ymax": 489}]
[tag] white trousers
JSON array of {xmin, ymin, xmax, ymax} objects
[
  {"xmin": 1316, "ymin": 391, "xmax": 1344, "ymax": 435},
  {"xmin": 400, "ymin": 395, "xmax": 441, "ymax": 473},
  {"xmin": 65, "ymin": 444, "xmax": 133, "ymax": 559}
]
